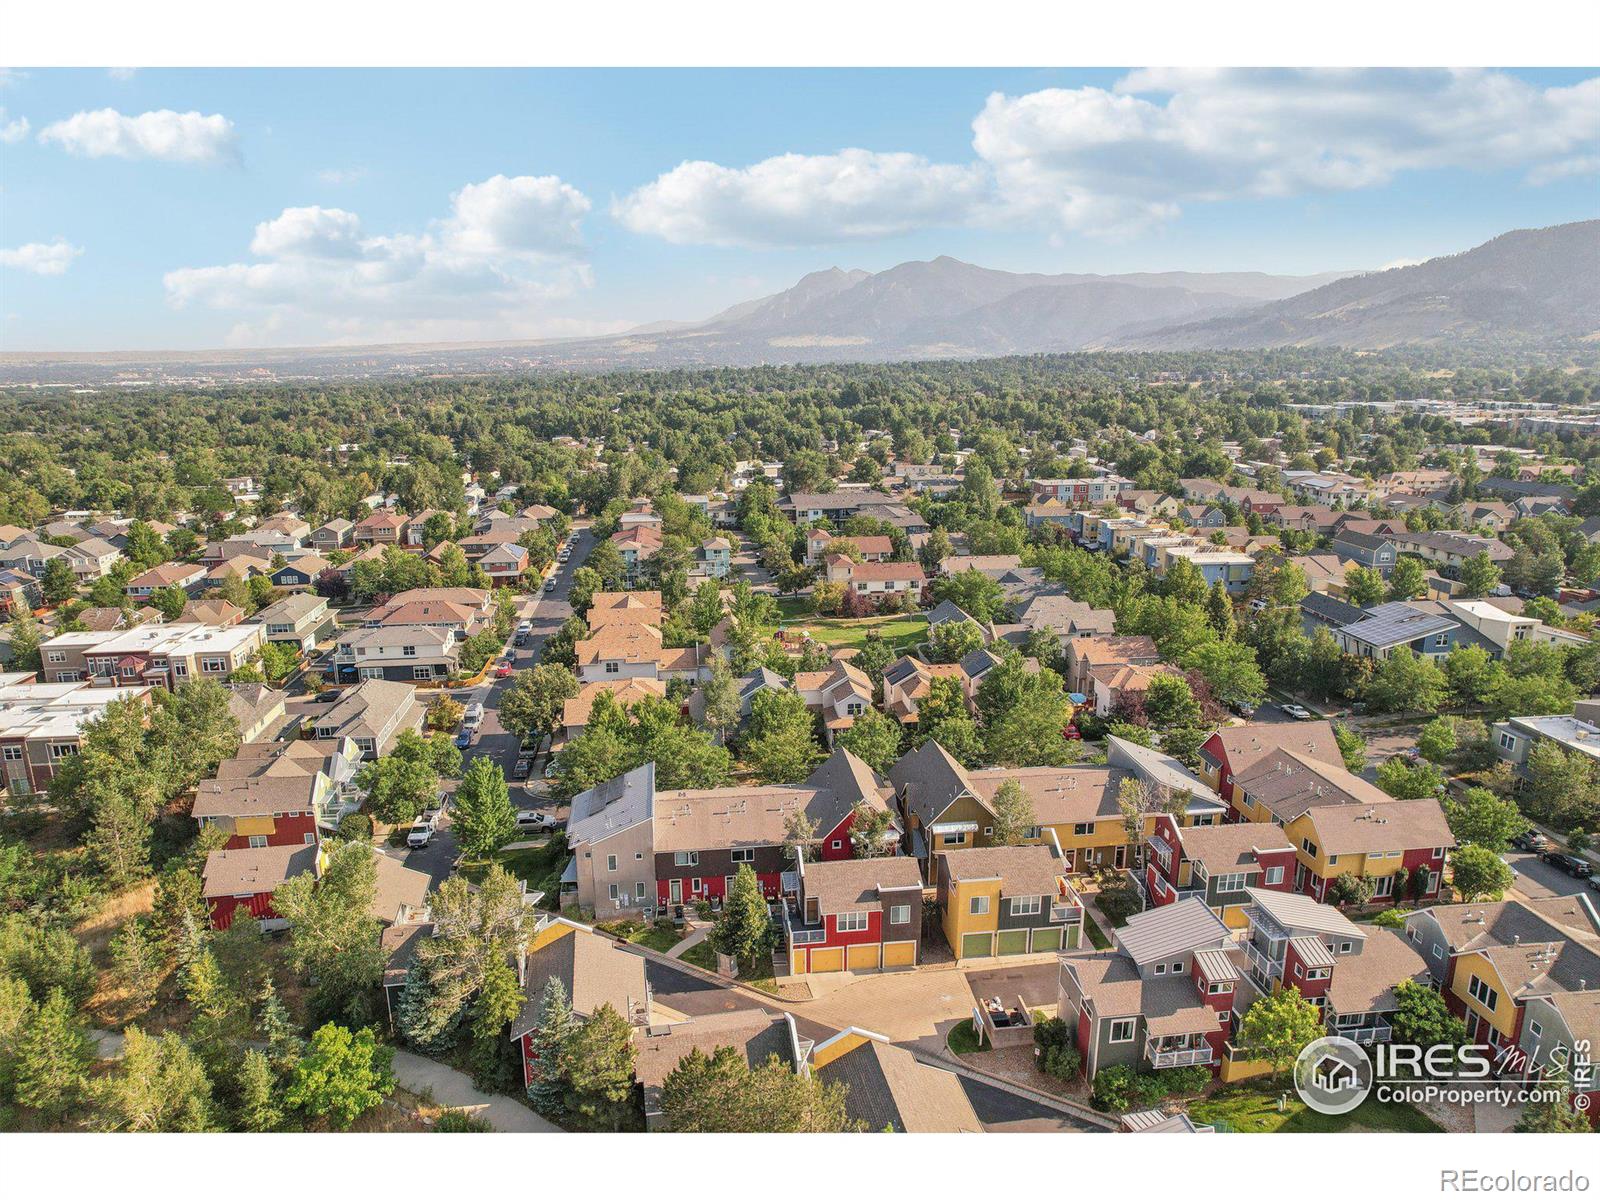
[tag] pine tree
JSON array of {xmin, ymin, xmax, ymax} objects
[
  {"xmin": 561, "ymin": 1002, "xmax": 638, "ymax": 1131},
  {"xmin": 108, "ymin": 918, "xmax": 162, "ymax": 1019},
  {"xmin": 710, "ymin": 864, "xmax": 773, "ymax": 966},
  {"xmin": 89, "ymin": 1027, "xmax": 218, "ymax": 1132},
  {"xmin": 255, "ymin": 979, "xmax": 305, "ymax": 1077},
  {"xmin": 453, "ymin": 756, "xmax": 517, "ymax": 859},
  {"xmin": 235, "ymin": 1048, "xmax": 286, "ymax": 1132},
  {"xmin": 1513, "ymin": 1071, "xmax": 1593, "ymax": 1132},
  {"xmin": 0, "ymin": 972, "xmax": 36, "ymax": 1105},
  {"xmin": 14, "ymin": 987, "xmax": 93, "ymax": 1123},
  {"xmin": 526, "ymin": 976, "xmax": 574, "ymax": 1118},
  {"xmin": 468, "ymin": 957, "xmax": 525, "ymax": 1091}
]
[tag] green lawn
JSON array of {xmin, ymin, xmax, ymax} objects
[
  {"xmin": 1189, "ymin": 1084, "xmax": 1443, "ymax": 1133},
  {"xmin": 679, "ymin": 939, "xmax": 779, "ymax": 994},
  {"xmin": 1083, "ymin": 913, "xmax": 1112, "ymax": 949},
  {"xmin": 946, "ymin": 1021, "xmax": 987, "ymax": 1056},
  {"xmin": 680, "ymin": 939, "xmax": 718, "ymax": 971},
  {"xmin": 459, "ymin": 836, "xmax": 568, "ymax": 907},
  {"xmin": 633, "ymin": 924, "xmax": 685, "ymax": 953},
  {"xmin": 769, "ymin": 598, "xmax": 928, "ymax": 654}
]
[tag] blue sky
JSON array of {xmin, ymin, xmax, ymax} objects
[{"xmin": 1, "ymin": 67, "xmax": 1596, "ymax": 351}]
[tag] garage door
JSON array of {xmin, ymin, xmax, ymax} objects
[
  {"xmin": 882, "ymin": 941, "xmax": 916, "ymax": 968},
  {"xmin": 996, "ymin": 929, "xmax": 1030, "ymax": 956},
  {"xmin": 808, "ymin": 947, "xmax": 845, "ymax": 973},
  {"xmin": 961, "ymin": 932, "xmax": 994, "ymax": 959},
  {"xmin": 847, "ymin": 943, "xmax": 880, "ymax": 970},
  {"xmin": 1030, "ymin": 927, "xmax": 1063, "ymax": 953}
]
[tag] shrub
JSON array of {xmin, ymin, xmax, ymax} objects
[
  {"xmin": 434, "ymin": 1108, "xmax": 493, "ymax": 1132},
  {"xmin": 1095, "ymin": 881, "xmax": 1143, "ymax": 927},
  {"xmin": 1371, "ymin": 907, "xmax": 1408, "ymax": 929},
  {"xmin": 1032, "ymin": 1016, "xmax": 1082, "ymax": 1080},
  {"xmin": 1091, "ymin": 1064, "xmax": 1138, "ymax": 1112},
  {"xmin": 337, "ymin": 812, "xmax": 373, "ymax": 842}
]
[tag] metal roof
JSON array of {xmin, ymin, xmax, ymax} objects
[
  {"xmin": 1340, "ymin": 601, "xmax": 1458, "ymax": 648},
  {"xmin": 1114, "ymin": 897, "xmax": 1232, "ymax": 964}
]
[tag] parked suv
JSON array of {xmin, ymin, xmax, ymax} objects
[
  {"xmin": 1539, "ymin": 851, "xmax": 1594, "ymax": 878},
  {"xmin": 406, "ymin": 815, "xmax": 436, "ymax": 848}
]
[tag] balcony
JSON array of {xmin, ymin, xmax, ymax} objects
[
  {"xmin": 1243, "ymin": 937, "xmax": 1284, "ymax": 981},
  {"xmin": 1146, "ymin": 1041, "xmax": 1216, "ymax": 1069},
  {"xmin": 1335, "ymin": 1018, "xmax": 1392, "ymax": 1045}
]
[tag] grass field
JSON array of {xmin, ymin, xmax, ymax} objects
[
  {"xmin": 1189, "ymin": 1085, "xmax": 1443, "ymax": 1132},
  {"xmin": 460, "ymin": 836, "xmax": 568, "ymax": 907},
  {"xmin": 946, "ymin": 1021, "xmax": 987, "ymax": 1056},
  {"xmin": 770, "ymin": 596, "xmax": 928, "ymax": 654},
  {"xmin": 680, "ymin": 940, "xmax": 779, "ymax": 994}
]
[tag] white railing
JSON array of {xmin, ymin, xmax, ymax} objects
[
  {"xmin": 1339, "ymin": 1021, "xmax": 1392, "ymax": 1045},
  {"xmin": 1147, "ymin": 1043, "xmax": 1216, "ymax": 1069},
  {"xmin": 1243, "ymin": 938, "xmax": 1284, "ymax": 979},
  {"xmin": 1051, "ymin": 904, "xmax": 1081, "ymax": 923}
]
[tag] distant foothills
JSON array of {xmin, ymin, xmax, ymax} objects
[{"xmin": 2, "ymin": 220, "xmax": 1596, "ymax": 387}]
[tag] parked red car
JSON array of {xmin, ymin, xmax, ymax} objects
[
  {"xmin": 1062, "ymin": 724, "xmax": 1082, "ymax": 740},
  {"xmin": 495, "ymin": 660, "xmax": 514, "ymax": 679}
]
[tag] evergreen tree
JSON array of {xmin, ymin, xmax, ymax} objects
[
  {"xmin": 561, "ymin": 1002, "xmax": 638, "ymax": 1131},
  {"xmin": 453, "ymin": 756, "xmax": 517, "ymax": 859},
  {"xmin": 526, "ymin": 976, "xmax": 574, "ymax": 1118},
  {"xmin": 255, "ymin": 979, "xmax": 305, "ymax": 1077},
  {"xmin": 661, "ymin": 1045, "xmax": 860, "ymax": 1131},
  {"xmin": 235, "ymin": 1047, "xmax": 287, "ymax": 1132},
  {"xmin": 89, "ymin": 1028, "xmax": 218, "ymax": 1132},
  {"xmin": 14, "ymin": 987, "xmax": 93, "ymax": 1123},
  {"xmin": 1513, "ymin": 1071, "xmax": 1594, "ymax": 1132},
  {"xmin": 108, "ymin": 918, "xmax": 162, "ymax": 1020},
  {"xmin": 711, "ymin": 864, "xmax": 774, "ymax": 965}
]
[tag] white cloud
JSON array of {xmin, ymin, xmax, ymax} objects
[
  {"xmin": 0, "ymin": 240, "xmax": 84, "ymax": 276},
  {"xmin": 613, "ymin": 69, "xmax": 1600, "ymax": 246},
  {"xmin": 613, "ymin": 148, "xmax": 989, "ymax": 246},
  {"xmin": 972, "ymin": 69, "xmax": 1600, "ymax": 235},
  {"xmin": 164, "ymin": 174, "xmax": 597, "ymax": 345},
  {"xmin": 37, "ymin": 108, "xmax": 237, "ymax": 163},
  {"xmin": 0, "ymin": 108, "xmax": 28, "ymax": 144},
  {"xmin": 316, "ymin": 166, "xmax": 368, "ymax": 186}
]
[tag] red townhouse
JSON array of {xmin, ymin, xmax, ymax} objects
[
  {"xmin": 782, "ymin": 854, "xmax": 924, "ymax": 974},
  {"xmin": 1144, "ymin": 815, "xmax": 1297, "ymax": 929},
  {"xmin": 202, "ymin": 843, "xmax": 320, "ymax": 930}
]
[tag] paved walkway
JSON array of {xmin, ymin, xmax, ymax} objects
[
  {"xmin": 666, "ymin": 921, "xmax": 711, "ymax": 960},
  {"xmin": 390, "ymin": 1049, "xmax": 559, "ymax": 1132}
]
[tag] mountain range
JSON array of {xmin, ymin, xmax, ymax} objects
[{"xmin": 2, "ymin": 221, "xmax": 1594, "ymax": 385}]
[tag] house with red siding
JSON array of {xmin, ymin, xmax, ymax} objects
[
  {"xmin": 1195, "ymin": 719, "xmax": 1343, "ymax": 811},
  {"xmin": 1144, "ymin": 816, "xmax": 1297, "ymax": 928},
  {"xmin": 510, "ymin": 920, "xmax": 652, "ymax": 1093},
  {"xmin": 202, "ymin": 843, "xmax": 321, "ymax": 930},
  {"xmin": 782, "ymin": 854, "xmax": 924, "ymax": 975},
  {"xmin": 564, "ymin": 749, "xmax": 901, "ymax": 921}
]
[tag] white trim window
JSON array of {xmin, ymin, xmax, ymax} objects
[
  {"xmin": 1010, "ymin": 896, "xmax": 1042, "ymax": 917},
  {"xmin": 674, "ymin": 851, "xmax": 698, "ymax": 867},
  {"xmin": 606, "ymin": 854, "xmax": 618, "ymax": 872},
  {"xmin": 889, "ymin": 905, "xmax": 911, "ymax": 925},
  {"xmin": 1467, "ymin": 975, "xmax": 1498, "ymax": 1012},
  {"xmin": 835, "ymin": 911, "xmax": 870, "ymax": 933},
  {"xmin": 1263, "ymin": 865, "xmax": 1284, "ymax": 885},
  {"xmin": 969, "ymin": 895, "xmax": 990, "ymax": 916},
  {"xmin": 1108, "ymin": 1018, "xmax": 1136, "ymax": 1043},
  {"xmin": 730, "ymin": 848, "xmax": 755, "ymax": 864}
]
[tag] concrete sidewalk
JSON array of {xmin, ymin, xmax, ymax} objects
[
  {"xmin": 666, "ymin": 921, "xmax": 711, "ymax": 960},
  {"xmin": 390, "ymin": 1049, "xmax": 559, "ymax": 1132}
]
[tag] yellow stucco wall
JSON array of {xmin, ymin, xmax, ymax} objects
[
  {"xmin": 1451, "ymin": 951, "xmax": 1519, "ymax": 1040},
  {"xmin": 943, "ymin": 877, "xmax": 1002, "ymax": 953}
]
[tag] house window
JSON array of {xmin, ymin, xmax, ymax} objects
[
  {"xmin": 969, "ymin": 896, "xmax": 990, "ymax": 916},
  {"xmin": 1214, "ymin": 872, "xmax": 1247, "ymax": 893},
  {"xmin": 1108, "ymin": 1018, "xmax": 1136, "ymax": 1043},
  {"xmin": 941, "ymin": 833, "xmax": 964, "ymax": 847},
  {"xmin": 674, "ymin": 851, "xmax": 699, "ymax": 867},
  {"xmin": 1208, "ymin": 982, "xmax": 1231, "ymax": 995},
  {"xmin": 1498, "ymin": 732, "xmax": 1517, "ymax": 751},
  {"xmin": 1023, "ymin": 826, "xmax": 1041, "ymax": 840},
  {"xmin": 606, "ymin": 855, "xmax": 617, "ymax": 872},
  {"xmin": 1172, "ymin": 961, "xmax": 1184, "ymax": 973},
  {"xmin": 1263, "ymin": 866, "xmax": 1284, "ymax": 885},
  {"xmin": 48, "ymin": 744, "xmax": 79, "ymax": 760},
  {"xmin": 1155, "ymin": 963, "xmax": 1167, "ymax": 976},
  {"xmin": 836, "ymin": 912, "xmax": 870, "ymax": 933},
  {"xmin": 1073, "ymin": 822, "xmax": 1094, "ymax": 837},
  {"xmin": 201, "ymin": 657, "xmax": 227, "ymax": 673},
  {"xmin": 1300, "ymin": 838, "xmax": 1318, "ymax": 857},
  {"xmin": 402, "ymin": 645, "xmax": 417, "ymax": 657},
  {"xmin": 608, "ymin": 884, "xmax": 619, "ymax": 901},
  {"xmin": 303, "ymin": 833, "xmax": 315, "ymax": 844},
  {"xmin": 635, "ymin": 851, "xmax": 644, "ymax": 860},
  {"xmin": 46, "ymin": 651, "xmax": 66, "ymax": 664},
  {"xmin": 1010, "ymin": 896, "xmax": 1042, "ymax": 917},
  {"xmin": 604, "ymin": 662, "xmax": 620, "ymax": 675},
  {"xmin": 830, "ymin": 839, "xmax": 843, "ymax": 850},
  {"xmin": 1432, "ymin": 945, "xmax": 1444, "ymax": 961},
  {"xmin": 982, "ymin": 826, "xmax": 994, "ymax": 837},
  {"xmin": 0, "ymin": 747, "xmax": 20, "ymax": 761},
  {"xmin": 635, "ymin": 882, "xmax": 647, "ymax": 900},
  {"xmin": 1338, "ymin": 941, "xmax": 1353, "ymax": 954},
  {"xmin": 412, "ymin": 666, "xmax": 432, "ymax": 680},
  {"xmin": 690, "ymin": 879, "xmax": 703, "ymax": 894},
  {"xmin": 889, "ymin": 905, "xmax": 910, "ymax": 925},
  {"xmin": 1528, "ymin": 1020, "xmax": 1543, "ymax": 1041},
  {"xmin": 731, "ymin": 848, "xmax": 755, "ymax": 864},
  {"xmin": 248, "ymin": 835, "xmax": 267, "ymax": 848},
  {"xmin": 1467, "ymin": 975, "xmax": 1498, "ymax": 1012}
]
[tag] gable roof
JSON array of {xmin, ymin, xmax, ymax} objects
[
  {"xmin": 567, "ymin": 762, "xmax": 656, "ymax": 845},
  {"xmin": 514, "ymin": 924, "xmax": 649, "ymax": 1034},
  {"xmin": 1208, "ymin": 720, "xmax": 1342, "ymax": 776},
  {"xmin": 813, "ymin": 1032, "xmax": 982, "ymax": 1133},
  {"xmin": 1244, "ymin": 887, "xmax": 1364, "ymax": 940},
  {"xmin": 1173, "ymin": 821, "xmax": 1294, "ymax": 875},
  {"xmin": 801, "ymin": 856, "xmax": 923, "ymax": 917},
  {"xmin": 888, "ymin": 739, "xmax": 984, "ymax": 828},
  {"xmin": 1234, "ymin": 748, "xmax": 1393, "ymax": 820},
  {"xmin": 1302, "ymin": 797, "xmax": 1455, "ymax": 855}
]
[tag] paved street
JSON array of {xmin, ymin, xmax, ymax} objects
[
  {"xmin": 1504, "ymin": 848, "xmax": 1597, "ymax": 900},
  {"xmin": 397, "ymin": 521, "xmax": 593, "ymax": 883}
]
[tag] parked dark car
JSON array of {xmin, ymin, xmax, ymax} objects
[
  {"xmin": 1539, "ymin": 851, "xmax": 1594, "ymax": 878},
  {"xmin": 1510, "ymin": 830, "xmax": 1553, "ymax": 853}
]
